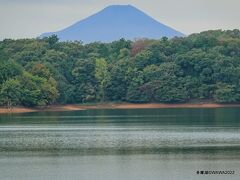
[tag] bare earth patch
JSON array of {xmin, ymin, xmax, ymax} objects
[{"xmin": 0, "ymin": 107, "xmax": 37, "ymax": 114}]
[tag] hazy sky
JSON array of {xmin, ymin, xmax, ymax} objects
[{"xmin": 0, "ymin": 0, "xmax": 239, "ymax": 40}]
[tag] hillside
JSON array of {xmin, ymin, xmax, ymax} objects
[{"xmin": 0, "ymin": 29, "xmax": 240, "ymax": 107}]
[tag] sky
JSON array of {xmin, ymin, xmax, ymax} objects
[{"xmin": 0, "ymin": 0, "xmax": 239, "ymax": 40}]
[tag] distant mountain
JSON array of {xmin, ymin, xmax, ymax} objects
[{"xmin": 40, "ymin": 5, "xmax": 184, "ymax": 43}]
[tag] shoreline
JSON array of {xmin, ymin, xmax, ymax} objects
[{"xmin": 1, "ymin": 103, "xmax": 240, "ymax": 114}]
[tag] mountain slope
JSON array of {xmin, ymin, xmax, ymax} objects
[{"xmin": 40, "ymin": 5, "xmax": 184, "ymax": 43}]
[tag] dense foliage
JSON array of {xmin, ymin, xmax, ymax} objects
[{"xmin": 0, "ymin": 29, "xmax": 240, "ymax": 107}]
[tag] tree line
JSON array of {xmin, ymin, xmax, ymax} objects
[{"xmin": 0, "ymin": 29, "xmax": 240, "ymax": 107}]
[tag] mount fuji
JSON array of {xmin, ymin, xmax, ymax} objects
[{"xmin": 40, "ymin": 5, "xmax": 184, "ymax": 43}]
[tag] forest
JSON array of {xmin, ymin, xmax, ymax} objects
[{"xmin": 0, "ymin": 29, "xmax": 240, "ymax": 107}]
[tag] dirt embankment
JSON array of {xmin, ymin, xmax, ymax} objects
[{"xmin": 1, "ymin": 103, "xmax": 240, "ymax": 114}]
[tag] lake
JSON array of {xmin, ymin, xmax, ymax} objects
[{"xmin": 0, "ymin": 108, "xmax": 240, "ymax": 180}]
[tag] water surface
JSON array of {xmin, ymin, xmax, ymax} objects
[{"xmin": 0, "ymin": 108, "xmax": 240, "ymax": 180}]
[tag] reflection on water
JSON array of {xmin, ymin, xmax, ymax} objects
[
  {"xmin": 0, "ymin": 108, "xmax": 240, "ymax": 180},
  {"xmin": 0, "ymin": 108, "xmax": 240, "ymax": 126}
]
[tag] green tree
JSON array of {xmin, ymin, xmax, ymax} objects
[
  {"xmin": 30, "ymin": 63, "xmax": 51, "ymax": 79},
  {"xmin": 0, "ymin": 61, "xmax": 22, "ymax": 84},
  {"xmin": 214, "ymin": 83, "xmax": 239, "ymax": 103},
  {"xmin": 18, "ymin": 72, "xmax": 58, "ymax": 106},
  {"xmin": 0, "ymin": 78, "xmax": 21, "ymax": 108},
  {"xmin": 105, "ymin": 60, "xmax": 129, "ymax": 101},
  {"xmin": 126, "ymin": 68, "xmax": 148, "ymax": 102},
  {"xmin": 95, "ymin": 58, "xmax": 110, "ymax": 102},
  {"xmin": 44, "ymin": 35, "xmax": 59, "ymax": 48},
  {"xmin": 72, "ymin": 59, "xmax": 97, "ymax": 102}
]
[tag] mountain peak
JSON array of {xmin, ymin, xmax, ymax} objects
[
  {"xmin": 104, "ymin": 4, "xmax": 134, "ymax": 8},
  {"xmin": 103, "ymin": 4, "xmax": 136, "ymax": 9},
  {"xmin": 40, "ymin": 5, "xmax": 184, "ymax": 43}
]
